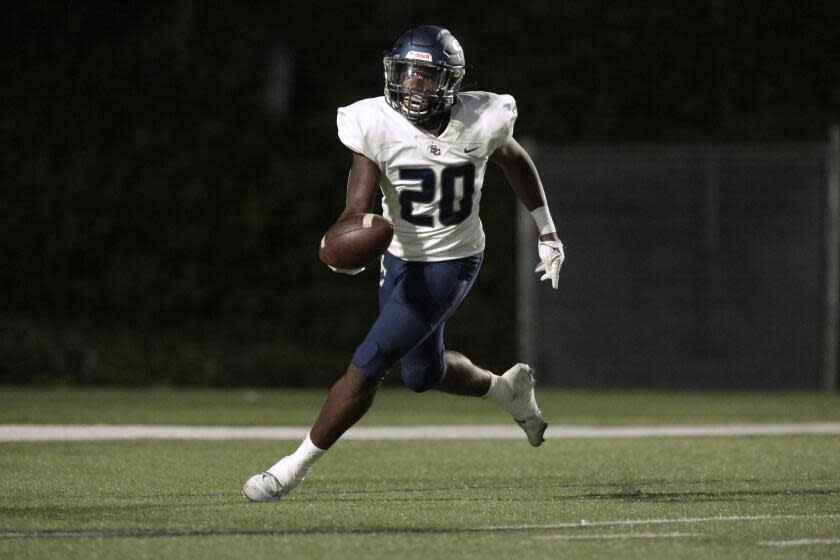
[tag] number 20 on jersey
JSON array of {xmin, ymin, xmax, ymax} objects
[{"xmin": 398, "ymin": 163, "xmax": 475, "ymax": 227}]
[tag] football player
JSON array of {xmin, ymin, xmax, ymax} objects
[{"xmin": 243, "ymin": 25, "xmax": 564, "ymax": 501}]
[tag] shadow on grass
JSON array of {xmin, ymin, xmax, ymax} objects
[
  {"xmin": 577, "ymin": 487, "xmax": 840, "ymax": 503},
  {"xmin": 293, "ymin": 479, "xmax": 840, "ymax": 503},
  {"xmin": 1, "ymin": 526, "xmax": 495, "ymax": 539}
]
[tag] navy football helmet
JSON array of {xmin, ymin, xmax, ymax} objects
[{"xmin": 383, "ymin": 25, "xmax": 466, "ymax": 124}]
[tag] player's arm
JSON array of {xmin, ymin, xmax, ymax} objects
[
  {"xmin": 490, "ymin": 137, "xmax": 565, "ymax": 288},
  {"xmin": 489, "ymin": 137, "xmax": 557, "ymax": 241},
  {"xmin": 327, "ymin": 152, "xmax": 381, "ymax": 275},
  {"xmin": 339, "ymin": 151, "xmax": 381, "ymax": 219}
]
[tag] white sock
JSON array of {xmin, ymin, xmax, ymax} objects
[
  {"xmin": 268, "ymin": 433, "xmax": 326, "ymax": 478},
  {"xmin": 483, "ymin": 374, "xmax": 513, "ymax": 406}
]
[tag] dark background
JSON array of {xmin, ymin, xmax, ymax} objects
[{"xmin": 2, "ymin": 1, "xmax": 838, "ymax": 386}]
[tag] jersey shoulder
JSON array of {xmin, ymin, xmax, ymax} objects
[
  {"xmin": 458, "ymin": 91, "xmax": 517, "ymax": 113},
  {"xmin": 338, "ymin": 96, "xmax": 387, "ymax": 123},
  {"xmin": 456, "ymin": 91, "xmax": 518, "ymax": 150},
  {"xmin": 336, "ymin": 96, "xmax": 402, "ymax": 161}
]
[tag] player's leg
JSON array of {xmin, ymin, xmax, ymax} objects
[
  {"xmin": 243, "ymin": 251, "xmax": 541, "ymax": 502},
  {"xmin": 242, "ymin": 257, "xmax": 402, "ymax": 502},
  {"xmin": 241, "ymin": 363, "xmax": 380, "ymax": 502},
  {"xmin": 353, "ymin": 252, "xmax": 483, "ymax": 387},
  {"xmin": 435, "ymin": 349, "xmax": 491, "ymax": 396},
  {"xmin": 309, "ymin": 364, "xmax": 380, "ymax": 448},
  {"xmin": 403, "ymin": 331, "xmax": 547, "ymax": 446},
  {"xmin": 387, "ymin": 253, "xmax": 545, "ymax": 432},
  {"xmin": 244, "ymin": 252, "xmax": 473, "ymax": 501},
  {"xmin": 484, "ymin": 361, "xmax": 547, "ymax": 447},
  {"xmin": 399, "ymin": 323, "xmax": 490, "ymax": 396},
  {"xmin": 306, "ymin": 254, "xmax": 409, "ymax": 448},
  {"xmin": 262, "ymin": 254, "xmax": 487, "ymax": 488},
  {"xmin": 388, "ymin": 257, "xmax": 546, "ymax": 446},
  {"xmin": 436, "ymin": 349, "xmax": 547, "ymax": 446},
  {"xmin": 390, "ymin": 253, "xmax": 485, "ymax": 393}
]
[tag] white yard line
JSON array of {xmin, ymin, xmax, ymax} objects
[
  {"xmin": 536, "ymin": 531, "xmax": 702, "ymax": 541},
  {"xmin": 485, "ymin": 513, "xmax": 840, "ymax": 531},
  {"xmin": 1, "ymin": 422, "xmax": 840, "ymax": 442},
  {"xmin": 760, "ymin": 538, "xmax": 840, "ymax": 547}
]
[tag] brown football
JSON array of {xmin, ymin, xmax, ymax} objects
[{"xmin": 319, "ymin": 213, "xmax": 394, "ymax": 269}]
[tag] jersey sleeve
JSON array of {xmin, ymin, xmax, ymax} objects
[
  {"xmin": 336, "ymin": 99, "xmax": 381, "ymax": 161},
  {"xmin": 488, "ymin": 94, "xmax": 518, "ymax": 153},
  {"xmin": 336, "ymin": 107, "xmax": 364, "ymax": 154}
]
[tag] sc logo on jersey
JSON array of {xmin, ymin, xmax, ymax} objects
[{"xmin": 428, "ymin": 144, "xmax": 441, "ymax": 156}]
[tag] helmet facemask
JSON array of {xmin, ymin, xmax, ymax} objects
[{"xmin": 383, "ymin": 58, "xmax": 465, "ymax": 124}]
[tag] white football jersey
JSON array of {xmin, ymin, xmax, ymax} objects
[{"xmin": 336, "ymin": 91, "xmax": 517, "ymax": 261}]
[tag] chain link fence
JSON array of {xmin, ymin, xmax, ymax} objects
[{"xmin": 519, "ymin": 140, "xmax": 837, "ymax": 390}]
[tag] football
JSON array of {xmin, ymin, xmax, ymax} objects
[{"xmin": 319, "ymin": 213, "xmax": 394, "ymax": 269}]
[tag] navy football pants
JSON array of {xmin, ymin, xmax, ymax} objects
[{"xmin": 352, "ymin": 251, "xmax": 484, "ymax": 392}]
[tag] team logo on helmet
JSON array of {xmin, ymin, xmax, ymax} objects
[{"xmin": 429, "ymin": 144, "xmax": 441, "ymax": 155}]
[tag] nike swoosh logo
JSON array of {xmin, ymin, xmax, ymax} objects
[{"xmin": 464, "ymin": 146, "xmax": 480, "ymax": 153}]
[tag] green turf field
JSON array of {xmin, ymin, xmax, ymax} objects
[
  {"xmin": 2, "ymin": 387, "xmax": 840, "ymax": 425},
  {"xmin": 1, "ymin": 388, "xmax": 839, "ymax": 559}
]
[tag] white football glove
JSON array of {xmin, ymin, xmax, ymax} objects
[
  {"xmin": 535, "ymin": 240, "xmax": 565, "ymax": 289},
  {"xmin": 328, "ymin": 265, "xmax": 365, "ymax": 275}
]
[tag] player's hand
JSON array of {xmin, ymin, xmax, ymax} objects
[
  {"xmin": 535, "ymin": 240, "xmax": 565, "ymax": 289},
  {"xmin": 328, "ymin": 265, "xmax": 365, "ymax": 275}
]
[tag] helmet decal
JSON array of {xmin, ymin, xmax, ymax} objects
[
  {"xmin": 406, "ymin": 51, "xmax": 433, "ymax": 62},
  {"xmin": 405, "ymin": 51, "xmax": 432, "ymax": 62}
]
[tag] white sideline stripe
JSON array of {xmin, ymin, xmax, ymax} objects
[
  {"xmin": 537, "ymin": 532, "xmax": 701, "ymax": 541},
  {"xmin": 760, "ymin": 538, "xmax": 840, "ymax": 547},
  {"xmin": 485, "ymin": 513, "xmax": 840, "ymax": 531},
  {"xmin": 1, "ymin": 422, "xmax": 840, "ymax": 442}
]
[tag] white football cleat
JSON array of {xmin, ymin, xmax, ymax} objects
[
  {"xmin": 242, "ymin": 456, "xmax": 306, "ymax": 502},
  {"xmin": 242, "ymin": 472, "xmax": 284, "ymax": 502},
  {"xmin": 501, "ymin": 363, "xmax": 547, "ymax": 447}
]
